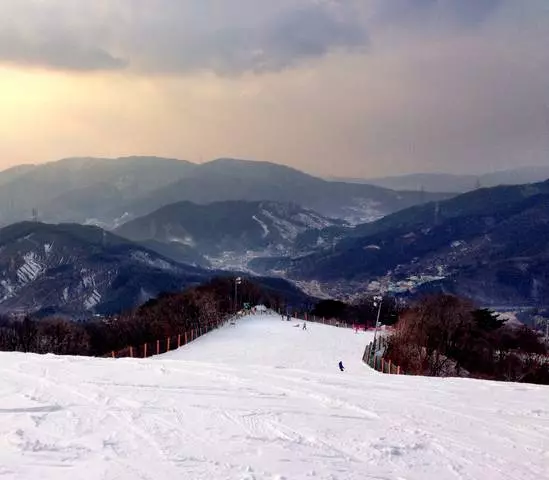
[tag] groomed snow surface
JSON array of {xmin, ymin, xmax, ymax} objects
[{"xmin": 0, "ymin": 314, "xmax": 547, "ymax": 479}]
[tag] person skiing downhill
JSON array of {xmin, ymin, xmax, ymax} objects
[
  {"xmin": 339, "ymin": 361, "xmax": 345, "ymax": 372},
  {"xmin": 302, "ymin": 322, "xmax": 307, "ymax": 330}
]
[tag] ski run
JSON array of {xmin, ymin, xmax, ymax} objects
[{"xmin": 0, "ymin": 313, "xmax": 547, "ymax": 479}]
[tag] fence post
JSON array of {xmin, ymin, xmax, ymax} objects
[
  {"xmin": 111, "ymin": 351, "xmax": 115, "ymax": 359},
  {"xmin": 129, "ymin": 346, "xmax": 133, "ymax": 358},
  {"xmin": 167, "ymin": 337, "xmax": 171, "ymax": 352},
  {"xmin": 144, "ymin": 343, "xmax": 147, "ymax": 358},
  {"xmin": 397, "ymin": 365, "xmax": 401, "ymax": 375},
  {"xmin": 177, "ymin": 334, "xmax": 181, "ymax": 348},
  {"xmin": 156, "ymin": 339, "xmax": 160, "ymax": 355}
]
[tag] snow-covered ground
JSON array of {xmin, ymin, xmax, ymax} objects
[{"xmin": 0, "ymin": 314, "xmax": 547, "ymax": 479}]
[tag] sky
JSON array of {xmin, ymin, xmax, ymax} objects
[{"xmin": 0, "ymin": 0, "xmax": 548, "ymax": 178}]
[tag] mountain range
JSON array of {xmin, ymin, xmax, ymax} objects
[
  {"xmin": 336, "ymin": 166, "xmax": 549, "ymax": 193},
  {"xmin": 0, "ymin": 156, "xmax": 194, "ymax": 227},
  {"xmin": 0, "ymin": 156, "xmax": 451, "ymax": 227},
  {"xmin": 2, "ymin": 156, "xmax": 549, "ymax": 315},
  {"xmin": 0, "ymin": 222, "xmax": 308, "ymax": 317},
  {"xmin": 115, "ymin": 200, "xmax": 346, "ymax": 268},
  {"xmin": 252, "ymin": 180, "xmax": 549, "ymax": 308}
]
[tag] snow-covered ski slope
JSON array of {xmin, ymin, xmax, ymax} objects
[{"xmin": 0, "ymin": 314, "xmax": 547, "ymax": 480}]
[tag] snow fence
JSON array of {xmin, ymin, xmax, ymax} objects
[
  {"xmin": 106, "ymin": 312, "xmax": 248, "ymax": 359},
  {"xmin": 362, "ymin": 335, "xmax": 404, "ymax": 375}
]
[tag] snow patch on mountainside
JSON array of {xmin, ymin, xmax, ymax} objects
[
  {"xmin": 294, "ymin": 211, "xmax": 332, "ymax": 230},
  {"xmin": 130, "ymin": 250, "xmax": 175, "ymax": 271},
  {"xmin": 260, "ymin": 209, "xmax": 300, "ymax": 240},
  {"xmin": 167, "ymin": 235, "xmax": 195, "ymax": 247},
  {"xmin": 341, "ymin": 198, "xmax": 384, "ymax": 225},
  {"xmin": 0, "ymin": 279, "xmax": 16, "ymax": 302},
  {"xmin": 81, "ymin": 271, "xmax": 96, "ymax": 289},
  {"xmin": 16, "ymin": 252, "xmax": 44, "ymax": 284},
  {"xmin": 252, "ymin": 215, "xmax": 270, "ymax": 238},
  {"xmin": 84, "ymin": 289, "xmax": 102, "ymax": 310}
]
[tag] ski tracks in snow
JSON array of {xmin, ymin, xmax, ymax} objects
[
  {"xmin": 0, "ymin": 362, "xmax": 188, "ymax": 479},
  {"xmin": 0, "ymin": 315, "xmax": 548, "ymax": 480}
]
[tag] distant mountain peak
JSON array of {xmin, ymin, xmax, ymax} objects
[
  {"xmin": 0, "ymin": 155, "xmax": 452, "ymax": 229},
  {"xmin": 0, "ymin": 221, "xmax": 209, "ymax": 317},
  {"xmin": 114, "ymin": 199, "xmax": 346, "ymax": 269}
]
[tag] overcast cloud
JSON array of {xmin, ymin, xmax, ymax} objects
[
  {"xmin": 0, "ymin": 0, "xmax": 513, "ymax": 75},
  {"xmin": 0, "ymin": 0, "xmax": 547, "ymax": 176},
  {"xmin": 0, "ymin": 0, "xmax": 371, "ymax": 73}
]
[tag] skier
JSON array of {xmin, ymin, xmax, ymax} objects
[
  {"xmin": 302, "ymin": 322, "xmax": 307, "ymax": 331},
  {"xmin": 338, "ymin": 361, "xmax": 345, "ymax": 372}
]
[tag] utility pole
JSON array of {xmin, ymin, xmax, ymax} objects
[
  {"xmin": 370, "ymin": 294, "xmax": 383, "ymax": 364},
  {"xmin": 234, "ymin": 276, "xmax": 242, "ymax": 314}
]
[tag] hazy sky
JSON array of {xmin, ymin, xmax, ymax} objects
[{"xmin": 1, "ymin": 0, "xmax": 548, "ymax": 177}]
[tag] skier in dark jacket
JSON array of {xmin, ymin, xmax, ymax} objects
[{"xmin": 339, "ymin": 361, "xmax": 345, "ymax": 372}]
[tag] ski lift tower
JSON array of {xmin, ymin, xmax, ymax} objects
[{"xmin": 234, "ymin": 276, "xmax": 242, "ymax": 313}]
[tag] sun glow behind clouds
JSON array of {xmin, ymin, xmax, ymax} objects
[
  {"xmin": 0, "ymin": 1, "xmax": 548, "ymax": 176},
  {"xmin": 0, "ymin": 61, "xmax": 359, "ymax": 172},
  {"xmin": 0, "ymin": 67, "xmax": 199, "ymax": 164}
]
